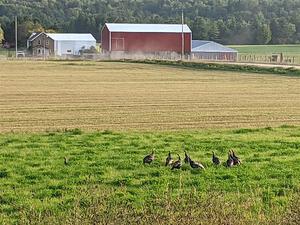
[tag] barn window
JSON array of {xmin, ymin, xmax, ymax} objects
[
  {"xmin": 38, "ymin": 40, "xmax": 41, "ymax": 45},
  {"xmin": 46, "ymin": 40, "xmax": 49, "ymax": 45}
]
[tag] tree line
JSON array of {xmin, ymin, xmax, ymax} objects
[{"xmin": 0, "ymin": 0, "xmax": 300, "ymax": 47}]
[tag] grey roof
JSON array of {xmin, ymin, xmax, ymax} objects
[
  {"xmin": 28, "ymin": 33, "xmax": 40, "ymax": 41},
  {"xmin": 105, "ymin": 23, "xmax": 192, "ymax": 33},
  {"xmin": 192, "ymin": 40, "xmax": 238, "ymax": 53},
  {"xmin": 28, "ymin": 32, "xmax": 96, "ymax": 42}
]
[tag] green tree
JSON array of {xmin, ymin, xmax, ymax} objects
[
  {"xmin": 18, "ymin": 21, "xmax": 45, "ymax": 46},
  {"xmin": 208, "ymin": 22, "xmax": 220, "ymax": 42},
  {"xmin": 191, "ymin": 17, "xmax": 210, "ymax": 40},
  {"xmin": 271, "ymin": 17, "xmax": 296, "ymax": 44},
  {"xmin": 256, "ymin": 24, "xmax": 272, "ymax": 44},
  {"xmin": 1, "ymin": 0, "xmax": 300, "ymax": 44}
]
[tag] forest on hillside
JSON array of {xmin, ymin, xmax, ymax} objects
[{"xmin": 0, "ymin": 0, "xmax": 300, "ymax": 46}]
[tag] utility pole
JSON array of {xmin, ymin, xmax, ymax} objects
[
  {"xmin": 44, "ymin": 34, "xmax": 46, "ymax": 60},
  {"xmin": 181, "ymin": 9, "xmax": 184, "ymax": 61},
  {"xmin": 15, "ymin": 16, "xmax": 18, "ymax": 58}
]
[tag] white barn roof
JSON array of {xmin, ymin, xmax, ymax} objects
[
  {"xmin": 28, "ymin": 32, "xmax": 96, "ymax": 42},
  {"xmin": 105, "ymin": 23, "xmax": 192, "ymax": 33},
  {"xmin": 46, "ymin": 33, "xmax": 96, "ymax": 41},
  {"xmin": 192, "ymin": 40, "xmax": 237, "ymax": 53}
]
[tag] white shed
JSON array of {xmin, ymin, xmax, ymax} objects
[
  {"xmin": 47, "ymin": 33, "xmax": 96, "ymax": 56},
  {"xmin": 192, "ymin": 40, "xmax": 238, "ymax": 61}
]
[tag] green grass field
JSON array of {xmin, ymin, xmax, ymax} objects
[
  {"xmin": 229, "ymin": 45, "xmax": 300, "ymax": 64},
  {"xmin": 229, "ymin": 45, "xmax": 300, "ymax": 56},
  {"xmin": 0, "ymin": 48, "xmax": 14, "ymax": 57},
  {"xmin": 0, "ymin": 60, "xmax": 300, "ymax": 224},
  {"xmin": 0, "ymin": 48, "xmax": 9, "ymax": 57},
  {"xmin": 0, "ymin": 126, "xmax": 299, "ymax": 224}
]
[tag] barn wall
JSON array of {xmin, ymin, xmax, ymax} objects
[
  {"xmin": 55, "ymin": 40, "xmax": 96, "ymax": 56},
  {"xmin": 109, "ymin": 32, "xmax": 191, "ymax": 53},
  {"xmin": 101, "ymin": 26, "xmax": 110, "ymax": 52}
]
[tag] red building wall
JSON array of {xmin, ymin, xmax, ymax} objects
[
  {"xmin": 101, "ymin": 26, "xmax": 110, "ymax": 52},
  {"xmin": 101, "ymin": 26, "xmax": 191, "ymax": 54}
]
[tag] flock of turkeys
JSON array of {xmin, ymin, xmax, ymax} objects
[{"xmin": 143, "ymin": 150, "xmax": 241, "ymax": 170}]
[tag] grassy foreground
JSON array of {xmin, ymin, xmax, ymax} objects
[{"xmin": 0, "ymin": 126, "xmax": 299, "ymax": 224}]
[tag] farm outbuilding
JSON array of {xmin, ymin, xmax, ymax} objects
[
  {"xmin": 101, "ymin": 23, "xmax": 192, "ymax": 54},
  {"xmin": 27, "ymin": 32, "xmax": 96, "ymax": 57},
  {"xmin": 191, "ymin": 40, "xmax": 238, "ymax": 61}
]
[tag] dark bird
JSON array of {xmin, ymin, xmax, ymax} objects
[
  {"xmin": 212, "ymin": 151, "xmax": 221, "ymax": 165},
  {"xmin": 231, "ymin": 150, "xmax": 241, "ymax": 165},
  {"xmin": 165, "ymin": 151, "xmax": 173, "ymax": 166},
  {"xmin": 226, "ymin": 152, "xmax": 234, "ymax": 167},
  {"xmin": 64, "ymin": 157, "xmax": 69, "ymax": 165},
  {"xmin": 184, "ymin": 151, "xmax": 190, "ymax": 164},
  {"xmin": 189, "ymin": 159, "xmax": 205, "ymax": 169},
  {"xmin": 143, "ymin": 151, "xmax": 155, "ymax": 164},
  {"xmin": 171, "ymin": 154, "xmax": 182, "ymax": 170}
]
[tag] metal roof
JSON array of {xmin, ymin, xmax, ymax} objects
[
  {"xmin": 46, "ymin": 33, "xmax": 96, "ymax": 41},
  {"xmin": 28, "ymin": 32, "xmax": 96, "ymax": 41},
  {"xmin": 192, "ymin": 40, "xmax": 238, "ymax": 53},
  {"xmin": 105, "ymin": 23, "xmax": 192, "ymax": 33}
]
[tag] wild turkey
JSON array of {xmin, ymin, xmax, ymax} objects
[
  {"xmin": 64, "ymin": 157, "xmax": 69, "ymax": 165},
  {"xmin": 143, "ymin": 151, "xmax": 155, "ymax": 164},
  {"xmin": 171, "ymin": 154, "xmax": 182, "ymax": 170},
  {"xmin": 231, "ymin": 150, "xmax": 241, "ymax": 165},
  {"xmin": 165, "ymin": 151, "xmax": 173, "ymax": 166},
  {"xmin": 212, "ymin": 151, "xmax": 221, "ymax": 165},
  {"xmin": 184, "ymin": 151, "xmax": 190, "ymax": 164},
  {"xmin": 189, "ymin": 159, "xmax": 205, "ymax": 169},
  {"xmin": 226, "ymin": 152, "xmax": 234, "ymax": 167}
]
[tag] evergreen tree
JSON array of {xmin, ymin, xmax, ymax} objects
[{"xmin": 256, "ymin": 23, "xmax": 272, "ymax": 44}]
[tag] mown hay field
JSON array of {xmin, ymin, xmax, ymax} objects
[{"xmin": 0, "ymin": 60, "xmax": 300, "ymax": 132}]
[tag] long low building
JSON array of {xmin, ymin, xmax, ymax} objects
[
  {"xmin": 27, "ymin": 33, "xmax": 96, "ymax": 57},
  {"xmin": 101, "ymin": 23, "xmax": 192, "ymax": 54},
  {"xmin": 191, "ymin": 40, "xmax": 238, "ymax": 61}
]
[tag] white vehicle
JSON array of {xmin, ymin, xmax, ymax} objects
[{"xmin": 16, "ymin": 51, "xmax": 25, "ymax": 57}]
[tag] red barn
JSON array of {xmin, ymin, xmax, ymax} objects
[{"xmin": 101, "ymin": 23, "xmax": 192, "ymax": 54}]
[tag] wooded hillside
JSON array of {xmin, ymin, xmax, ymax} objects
[{"xmin": 0, "ymin": 0, "xmax": 300, "ymax": 45}]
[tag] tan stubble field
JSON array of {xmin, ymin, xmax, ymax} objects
[{"xmin": 0, "ymin": 60, "xmax": 299, "ymax": 132}]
